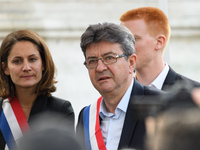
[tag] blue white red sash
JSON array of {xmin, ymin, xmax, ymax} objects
[
  {"xmin": 83, "ymin": 96, "xmax": 107, "ymax": 150},
  {"xmin": 0, "ymin": 97, "xmax": 29, "ymax": 149}
]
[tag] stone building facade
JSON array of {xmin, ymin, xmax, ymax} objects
[{"xmin": 0, "ymin": 0, "xmax": 200, "ymax": 120}]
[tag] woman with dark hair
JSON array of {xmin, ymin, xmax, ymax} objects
[{"xmin": 0, "ymin": 30, "xmax": 74, "ymax": 150}]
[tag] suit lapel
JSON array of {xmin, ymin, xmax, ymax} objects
[
  {"xmin": 28, "ymin": 95, "xmax": 48, "ymax": 123},
  {"xmin": 118, "ymin": 79, "xmax": 144, "ymax": 149},
  {"xmin": 162, "ymin": 66, "xmax": 177, "ymax": 90}
]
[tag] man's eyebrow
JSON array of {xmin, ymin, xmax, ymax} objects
[
  {"xmin": 86, "ymin": 52, "xmax": 117, "ymax": 59},
  {"xmin": 102, "ymin": 52, "xmax": 117, "ymax": 57},
  {"xmin": 86, "ymin": 56, "xmax": 98, "ymax": 59}
]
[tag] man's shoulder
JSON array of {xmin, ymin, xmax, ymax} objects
[
  {"xmin": 177, "ymin": 74, "xmax": 200, "ymax": 87},
  {"xmin": 143, "ymin": 85, "xmax": 165, "ymax": 95},
  {"xmin": 133, "ymin": 78, "xmax": 165, "ymax": 96},
  {"xmin": 164, "ymin": 67, "xmax": 200, "ymax": 89}
]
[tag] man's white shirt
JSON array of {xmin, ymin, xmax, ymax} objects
[
  {"xmin": 99, "ymin": 80, "xmax": 134, "ymax": 150},
  {"xmin": 149, "ymin": 63, "xmax": 169, "ymax": 90}
]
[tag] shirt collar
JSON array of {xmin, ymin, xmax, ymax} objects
[
  {"xmin": 100, "ymin": 79, "xmax": 134, "ymax": 119},
  {"xmin": 149, "ymin": 63, "xmax": 169, "ymax": 90}
]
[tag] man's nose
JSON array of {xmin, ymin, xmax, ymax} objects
[{"xmin": 96, "ymin": 58, "xmax": 107, "ymax": 72}]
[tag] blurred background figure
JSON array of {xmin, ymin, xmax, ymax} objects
[
  {"xmin": 132, "ymin": 84, "xmax": 200, "ymax": 150},
  {"xmin": 145, "ymin": 108, "xmax": 200, "ymax": 150},
  {"xmin": 192, "ymin": 88, "xmax": 200, "ymax": 106},
  {"xmin": 16, "ymin": 112, "xmax": 83, "ymax": 150}
]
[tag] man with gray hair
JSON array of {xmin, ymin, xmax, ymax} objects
[{"xmin": 76, "ymin": 22, "xmax": 164, "ymax": 150}]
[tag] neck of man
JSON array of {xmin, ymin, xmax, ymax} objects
[
  {"xmin": 135, "ymin": 59, "xmax": 165, "ymax": 86},
  {"xmin": 101, "ymin": 77, "xmax": 133, "ymax": 114}
]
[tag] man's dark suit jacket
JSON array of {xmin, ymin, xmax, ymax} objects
[
  {"xmin": 76, "ymin": 78, "xmax": 165, "ymax": 150},
  {"xmin": 0, "ymin": 95, "xmax": 75, "ymax": 150},
  {"xmin": 162, "ymin": 67, "xmax": 200, "ymax": 91}
]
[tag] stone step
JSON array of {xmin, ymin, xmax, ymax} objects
[{"xmin": 0, "ymin": 0, "xmax": 200, "ymax": 39}]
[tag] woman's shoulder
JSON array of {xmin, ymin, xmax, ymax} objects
[
  {"xmin": 48, "ymin": 96, "xmax": 70, "ymax": 104},
  {"xmin": 47, "ymin": 96, "xmax": 74, "ymax": 113}
]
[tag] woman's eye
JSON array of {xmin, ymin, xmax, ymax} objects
[
  {"xmin": 30, "ymin": 57, "xmax": 37, "ymax": 62},
  {"xmin": 13, "ymin": 60, "xmax": 21, "ymax": 64}
]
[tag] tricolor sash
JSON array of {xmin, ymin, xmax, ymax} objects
[
  {"xmin": 0, "ymin": 97, "xmax": 30, "ymax": 149},
  {"xmin": 83, "ymin": 96, "xmax": 107, "ymax": 150}
]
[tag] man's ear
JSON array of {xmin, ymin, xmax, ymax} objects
[
  {"xmin": 155, "ymin": 35, "xmax": 166, "ymax": 50},
  {"xmin": 2, "ymin": 62, "xmax": 9, "ymax": 75},
  {"xmin": 128, "ymin": 54, "xmax": 136, "ymax": 74}
]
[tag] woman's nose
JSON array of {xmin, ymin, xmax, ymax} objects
[{"xmin": 22, "ymin": 61, "xmax": 31, "ymax": 71}]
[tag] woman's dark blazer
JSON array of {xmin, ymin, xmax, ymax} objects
[{"xmin": 0, "ymin": 95, "xmax": 74, "ymax": 149}]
